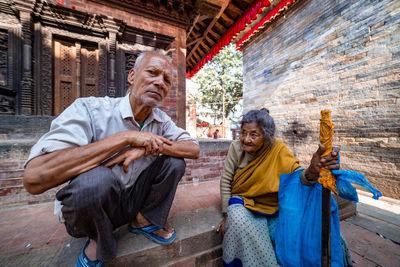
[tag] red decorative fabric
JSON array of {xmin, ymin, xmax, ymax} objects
[
  {"xmin": 236, "ymin": 0, "xmax": 297, "ymax": 50},
  {"xmin": 187, "ymin": 0, "xmax": 271, "ymax": 79}
]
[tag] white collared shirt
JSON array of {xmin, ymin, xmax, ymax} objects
[
  {"xmin": 27, "ymin": 94, "xmax": 198, "ymax": 222},
  {"xmin": 27, "ymin": 94, "xmax": 198, "ymax": 187}
]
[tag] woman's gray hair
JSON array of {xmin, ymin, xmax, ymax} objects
[
  {"xmin": 134, "ymin": 49, "xmax": 172, "ymax": 71},
  {"xmin": 240, "ymin": 108, "xmax": 275, "ymax": 143}
]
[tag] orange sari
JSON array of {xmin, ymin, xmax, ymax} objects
[{"xmin": 231, "ymin": 138, "xmax": 300, "ymax": 214}]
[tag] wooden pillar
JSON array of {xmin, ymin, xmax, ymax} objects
[
  {"xmin": 17, "ymin": 6, "xmax": 34, "ymax": 115},
  {"xmin": 108, "ymin": 31, "xmax": 117, "ymax": 97}
]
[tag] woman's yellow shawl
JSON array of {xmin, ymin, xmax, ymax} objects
[{"xmin": 231, "ymin": 139, "xmax": 300, "ymax": 215}]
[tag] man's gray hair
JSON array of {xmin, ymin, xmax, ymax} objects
[{"xmin": 134, "ymin": 49, "xmax": 172, "ymax": 71}]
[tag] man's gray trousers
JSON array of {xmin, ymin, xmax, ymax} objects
[{"xmin": 56, "ymin": 155, "xmax": 186, "ymax": 261}]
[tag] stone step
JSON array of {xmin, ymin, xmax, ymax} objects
[
  {"xmin": 51, "ymin": 206, "xmax": 223, "ymax": 266},
  {"xmin": 0, "ymin": 161, "xmax": 25, "ymax": 171},
  {"xmin": 0, "ymin": 185, "xmax": 24, "ymax": 197},
  {"xmin": 0, "ymin": 177, "xmax": 23, "ymax": 187},
  {"xmin": 0, "ymin": 115, "xmax": 54, "ymax": 140},
  {"xmin": 0, "ymin": 186, "xmax": 59, "ymax": 207},
  {"xmin": 0, "ymin": 141, "xmax": 33, "ymax": 162},
  {"xmin": 0, "ymin": 169, "xmax": 24, "ymax": 179},
  {"xmin": 166, "ymin": 245, "xmax": 222, "ymax": 267}
]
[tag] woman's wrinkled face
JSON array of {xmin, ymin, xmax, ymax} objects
[{"xmin": 239, "ymin": 122, "xmax": 265, "ymax": 153}]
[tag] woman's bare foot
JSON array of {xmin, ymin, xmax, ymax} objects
[{"xmin": 131, "ymin": 212, "xmax": 174, "ymax": 239}]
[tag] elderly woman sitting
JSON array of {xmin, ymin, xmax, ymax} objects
[{"xmin": 217, "ymin": 109, "xmax": 351, "ymax": 266}]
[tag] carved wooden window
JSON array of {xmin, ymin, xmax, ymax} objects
[
  {"xmin": 81, "ymin": 46, "xmax": 99, "ymax": 97},
  {"xmin": 0, "ymin": 28, "xmax": 14, "ymax": 114},
  {"xmin": 0, "ymin": 29, "xmax": 7, "ymax": 88},
  {"xmin": 124, "ymin": 53, "xmax": 138, "ymax": 91},
  {"xmin": 54, "ymin": 39, "xmax": 76, "ymax": 116},
  {"xmin": 54, "ymin": 39, "xmax": 99, "ymax": 115}
]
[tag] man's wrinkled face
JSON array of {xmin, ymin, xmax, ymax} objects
[{"xmin": 129, "ymin": 54, "xmax": 172, "ymax": 107}]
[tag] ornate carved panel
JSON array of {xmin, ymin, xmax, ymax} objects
[
  {"xmin": 81, "ymin": 46, "xmax": 99, "ymax": 97},
  {"xmin": 0, "ymin": 95, "xmax": 14, "ymax": 114},
  {"xmin": 33, "ymin": 1, "xmax": 108, "ymax": 38},
  {"xmin": 98, "ymin": 41, "xmax": 107, "ymax": 97},
  {"xmin": 31, "ymin": 1, "xmax": 116, "ymax": 114},
  {"xmin": 0, "ymin": 30, "xmax": 7, "ymax": 88},
  {"xmin": 54, "ymin": 39, "xmax": 77, "ymax": 115},
  {"xmin": 0, "ymin": 27, "xmax": 17, "ymax": 115},
  {"xmin": 124, "ymin": 53, "xmax": 138, "ymax": 91},
  {"xmin": 39, "ymin": 28, "xmax": 53, "ymax": 115},
  {"xmin": 54, "ymin": 39, "xmax": 100, "ymax": 114},
  {"xmin": 91, "ymin": 0, "xmax": 194, "ymax": 29}
]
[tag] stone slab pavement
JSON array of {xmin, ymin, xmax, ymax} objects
[{"xmin": 0, "ymin": 180, "xmax": 399, "ymax": 266}]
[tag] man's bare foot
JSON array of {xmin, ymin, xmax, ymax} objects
[
  {"xmin": 85, "ymin": 239, "xmax": 97, "ymax": 261},
  {"xmin": 131, "ymin": 212, "xmax": 174, "ymax": 240}
]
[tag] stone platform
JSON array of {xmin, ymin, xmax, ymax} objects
[{"xmin": 0, "ymin": 180, "xmax": 399, "ymax": 266}]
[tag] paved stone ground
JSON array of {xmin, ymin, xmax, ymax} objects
[{"xmin": 0, "ymin": 180, "xmax": 399, "ymax": 266}]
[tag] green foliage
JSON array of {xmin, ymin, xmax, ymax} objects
[{"xmin": 192, "ymin": 44, "xmax": 243, "ymax": 122}]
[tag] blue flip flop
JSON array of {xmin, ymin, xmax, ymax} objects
[
  {"xmin": 76, "ymin": 240, "xmax": 104, "ymax": 267},
  {"xmin": 128, "ymin": 224, "xmax": 176, "ymax": 245}
]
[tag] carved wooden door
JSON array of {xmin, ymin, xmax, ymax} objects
[
  {"xmin": 54, "ymin": 39, "xmax": 77, "ymax": 116},
  {"xmin": 80, "ymin": 46, "xmax": 99, "ymax": 97},
  {"xmin": 53, "ymin": 40, "xmax": 99, "ymax": 115}
]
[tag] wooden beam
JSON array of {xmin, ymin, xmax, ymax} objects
[
  {"xmin": 193, "ymin": 50, "xmax": 201, "ymax": 62},
  {"xmin": 187, "ymin": 36, "xmax": 203, "ymax": 47},
  {"xmin": 214, "ymin": 21, "xmax": 228, "ymax": 34},
  {"xmin": 220, "ymin": 13, "xmax": 234, "ymax": 25},
  {"xmin": 226, "ymin": 2, "xmax": 243, "ymax": 17},
  {"xmin": 186, "ymin": 0, "xmax": 229, "ymax": 62},
  {"xmin": 208, "ymin": 29, "xmax": 221, "ymax": 41},
  {"xmin": 200, "ymin": 40, "xmax": 211, "ymax": 52}
]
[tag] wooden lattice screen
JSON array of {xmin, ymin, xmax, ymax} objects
[{"xmin": 54, "ymin": 39, "xmax": 99, "ymax": 115}]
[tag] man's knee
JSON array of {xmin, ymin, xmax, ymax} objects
[
  {"xmin": 57, "ymin": 166, "xmax": 123, "ymax": 209},
  {"xmin": 164, "ymin": 156, "xmax": 186, "ymax": 173},
  {"xmin": 161, "ymin": 155, "xmax": 186, "ymax": 175}
]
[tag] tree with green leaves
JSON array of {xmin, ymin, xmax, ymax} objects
[{"xmin": 191, "ymin": 44, "xmax": 243, "ymax": 124}]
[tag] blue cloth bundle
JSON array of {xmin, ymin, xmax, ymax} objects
[
  {"xmin": 332, "ymin": 169, "xmax": 382, "ymax": 202},
  {"xmin": 275, "ymin": 167, "xmax": 381, "ymax": 267}
]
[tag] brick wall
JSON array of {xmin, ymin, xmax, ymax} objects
[
  {"xmin": 242, "ymin": 0, "xmax": 400, "ymax": 199},
  {"xmin": 182, "ymin": 140, "xmax": 231, "ymax": 184}
]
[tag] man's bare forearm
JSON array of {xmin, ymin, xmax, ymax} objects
[
  {"xmin": 24, "ymin": 132, "xmax": 131, "ymax": 195},
  {"xmin": 24, "ymin": 134, "xmax": 198, "ymax": 194},
  {"xmin": 160, "ymin": 140, "xmax": 200, "ymax": 159}
]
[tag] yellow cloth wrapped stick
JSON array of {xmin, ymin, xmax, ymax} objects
[{"xmin": 318, "ymin": 110, "xmax": 337, "ymax": 194}]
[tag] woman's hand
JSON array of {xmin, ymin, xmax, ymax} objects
[
  {"xmin": 305, "ymin": 144, "xmax": 340, "ymax": 182},
  {"xmin": 216, "ymin": 214, "xmax": 228, "ymax": 236}
]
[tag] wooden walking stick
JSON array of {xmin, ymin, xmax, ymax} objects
[{"xmin": 319, "ymin": 110, "xmax": 337, "ymax": 267}]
